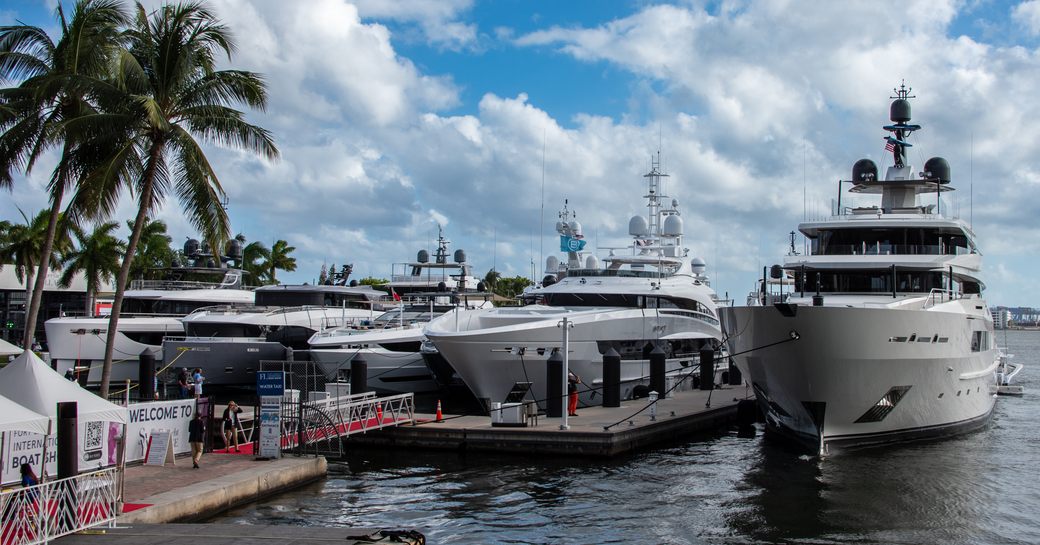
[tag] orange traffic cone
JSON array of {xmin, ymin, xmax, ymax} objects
[
  {"xmin": 435, "ymin": 400, "xmax": 443, "ymax": 422},
  {"xmin": 376, "ymin": 402, "xmax": 383, "ymax": 422}
]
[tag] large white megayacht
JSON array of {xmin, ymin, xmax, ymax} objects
[
  {"xmin": 425, "ymin": 156, "xmax": 725, "ymax": 412},
  {"xmin": 307, "ymin": 231, "xmax": 492, "ymax": 395},
  {"xmin": 720, "ymin": 84, "xmax": 998, "ymax": 454},
  {"xmin": 44, "ymin": 247, "xmax": 256, "ymax": 385}
]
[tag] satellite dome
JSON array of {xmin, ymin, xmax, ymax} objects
[
  {"xmin": 542, "ymin": 274, "xmax": 557, "ymax": 287},
  {"xmin": 890, "ymin": 98, "xmax": 911, "ymax": 123},
  {"xmin": 585, "ymin": 255, "xmax": 600, "ymax": 269},
  {"xmin": 691, "ymin": 257, "xmax": 707, "ymax": 276},
  {"xmin": 629, "ymin": 215, "xmax": 649, "ymax": 237},
  {"xmin": 923, "ymin": 157, "xmax": 951, "ymax": 184},
  {"xmin": 183, "ymin": 238, "xmax": 200, "ymax": 256},
  {"xmin": 437, "ymin": 281, "xmax": 447, "ymax": 292},
  {"xmin": 349, "ymin": 280, "xmax": 358, "ymax": 287},
  {"xmin": 663, "ymin": 215, "xmax": 683, "ymax": 236},
  {"xmin": 417, "ymin": 250, "xmax": 429, "ymax": 263},
  {"xmin": 454, "ymin": 249, "xmax": 467, "ymax": 263},
  {"xmin": 852, "ymin": 159, "xmax": 878, "ymax": 182},
  {"xmin": 225, "ymin": 239, "xmax": 243, "ymax": 259},
  {"xmin": 546, "ymin": 255, "xmax": 560, "ymax": 274},
  {"xmin": 568, "ymin": 220, "xmax": 582, "ymax": 236}
]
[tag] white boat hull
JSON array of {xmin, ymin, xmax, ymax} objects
[
  {"xmin": 309, "ymin": 346, "xmax": 438, "ymax": 395},
  {"xmin": 44, "ymin": 316, "xmax": 183, "ymax": 383},
  {"xmin": 720, "ymin": 299, "xmax": 997, "ymax": 453},
  {"xmin": 426, "ymin": 306, "xmax": 721, "ymax": 410}
]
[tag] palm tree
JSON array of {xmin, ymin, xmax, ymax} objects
[
  {"xmin": 88, "ymin": 1, "xmax": 278, "ymax": 396},
  {"xmin": 267, "ymin": 239, "xmax": 296, "ymax": 284},
  {"xmin": 0, "ymin": 0, "xmax": 130, "ymax": 348},
  {"xmin": 483, "ymin": 269, "xmax": 500, "ymax": 293},
  {"xmin": 241, "ymin": 239, "xmax": 270, "ymax": 285},
  {"xmin": 126, "ymin": 217, "xmax": 172, "ymax": 280},
  {"xmin": 0, "ymin": 209, "xmax": 72, "ymax": 340},
  {"xmin": 59, "ymin": 220, "xmax": 123, "ymax": 316}
]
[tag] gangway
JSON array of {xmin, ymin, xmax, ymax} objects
[{"xmin": 279, "ymin": 391, "xmax": 415, "ymax": 456}]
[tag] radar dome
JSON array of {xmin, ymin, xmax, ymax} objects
[
  {"xmin": 437, "ymin": 281, "xmax": 447, "ymax": 292},
  {"xmin": 546, "ymin": 255, "xmax": 560, "ymax": 273},
  {"xmin": 585, "ymin": 255, "xmax": 600, "ymax": 269},
  {"xmin": 454, "ymin": 249, "xmax": 467, "ymax": 263},
  {"xmin": 663, "ymin": 215, "xmax": 683, "ymax": 236},
  {"xmin": 890, "ymin": 99, "xmax": 911, "ymax": 123},
  {"xmin": 691, "ymin": 257, "xmax": 707, "ymax": 276},
  {"xmin": 542, "ymin": 274, "xmax": 557, "ymax": 287},
  {"xmin": 568, "ymin": 221, "xmax": 582, "ymax": 236},
  {"xmin": 183, "ymin": 238, "xmax": 200, "ymax": 256},
  {"xmin": 629, "ymin": 215, "xmax": 649, "ymax": 237},
  {"xmin": 417, "ymin": 250, "xmax": 429, "ymax": 263},
  {"xmin": 349, "ymin": 279, "xmax": 358, "ymax": 287},
  {"xmin": 770, "ymin": 264, "xmax": 783, "ymax": 279},
  {"xmin": 923, "ymin": 157, "xmax": 951, "ymax": 184},
  {"xmin": 225, "ymin": 239, "xmax": 243, "ymax": 259},
  {"xmin": 852, "ymin": 159, "xmax": 878, "ymax": 182},
  {"xmin": 205, "ymin": 258, "xmax": 216, "ymax": 268}
]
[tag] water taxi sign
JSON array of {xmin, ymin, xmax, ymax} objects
[{"xmin": 256, "ymin": 371, "xmax": 285, "ymax": 396}]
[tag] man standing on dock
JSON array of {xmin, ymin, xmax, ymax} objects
[
  {"xmin": 568, "ymin": 371, "xmax": 582, "ymax": 417},
  {"xmin": 189, "ymin": 411, "xmax": 205, "ymax": 468}
]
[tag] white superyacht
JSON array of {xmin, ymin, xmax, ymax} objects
[
  {"xmin": 425, "ymin": 157, "xmax": 724, "ymax": 411},
  {"xmin": 720, "ymin": 84, "xmax": 997, "ymax": 454},
  {"xmin": 307, "ymin": 233, "xmax": 492, "ymax": 395}
]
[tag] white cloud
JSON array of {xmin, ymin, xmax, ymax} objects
[{"xmin": 1013, "ymin": 0, "xmax": 1040, "ymax": 35}]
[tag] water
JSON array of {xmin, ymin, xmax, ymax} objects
[{"xmin": 215, "ymin": 330, "xmax": 1040, "ymax": 544}]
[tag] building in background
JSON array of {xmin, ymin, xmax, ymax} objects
[{"xmin": 0, "ymin": 266, "xmax": 111, "ymax": 350}]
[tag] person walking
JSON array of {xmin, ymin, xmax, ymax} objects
[
  {"xmin": 567, "ymin": 370, "xmax": 582, "ymax": 416},
  {"xmin": 188, "ymin": 411, "xmax": 205, "ymax": 468},
  {"xmin": 192, "ymin": 368, "xmax": 205, "ymax": 399},
  {"xmin": 222, "ymin": 401, "xmax": 244, "ymax": 452}
]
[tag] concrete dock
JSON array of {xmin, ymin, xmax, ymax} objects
[
  {"xmin": 117, "ymin": 453, "xmax": 327, "ymax": 524},
  {"xmin": 56, "ymin": 524, "xmax": 425, "ymax": 545},
  {"xmin": 348, "ymin": 384, "xmax": 751, "ymax": 457}
]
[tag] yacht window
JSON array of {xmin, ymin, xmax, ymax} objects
[
  {"xmin": 916, "ymin": 336, "xmax": 932, "ymax": 343},
  {"xmin": 938, "ymin": 337, "xmax": 949, "ymax": 343},
  {"xmin": 795, "ymin": 269, "xmax": 943, "ymax": 295},
  {"xmin": 890, "ymin": 336, "xmax": 908, "ymax": 343},
  {"xmin": 811, "ymin": 227, "xmax": 972, "ymax": 256},
  {"xmin": 971, "ymin": 331, "xmax": 987, "ymax": 352}
]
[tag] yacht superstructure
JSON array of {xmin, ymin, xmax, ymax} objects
[
  {"xmin": 720, "ymin": 84, "xmax": 997, "ymax": 454},
  {"xmin": 425, "ymin": 156, "xmax": 724, "ymax": 411}
]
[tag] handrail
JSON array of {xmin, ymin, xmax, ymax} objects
[{"xmin": 0, "ymin": 467, "xmax": 119, "ymax": 545}]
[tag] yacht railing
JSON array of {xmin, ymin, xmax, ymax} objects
[
  {"xmin": 813, "ymin": 243, "xmax": 971, "ymax": 256},
  {"xmin": 924, "ymin": 288, "xmax": 960, "ymax": 308}
]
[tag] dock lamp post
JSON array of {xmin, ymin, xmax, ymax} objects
[{"xmin": 558, "ymin": 317, "xmax": 573, "ymax": 431}]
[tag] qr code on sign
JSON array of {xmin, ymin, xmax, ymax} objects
[{"xmin": 84, "ymin": 421, "xmax": 103, "ymax": 451}]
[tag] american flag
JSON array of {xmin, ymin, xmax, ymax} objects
[{"xmin": 885, "ymin": 139, "xmax": 896, "ymax": 152}]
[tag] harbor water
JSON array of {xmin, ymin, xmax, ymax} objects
[{"xmin": 215, "ymin": 330, "xmax": 1040, "ymax": 544}]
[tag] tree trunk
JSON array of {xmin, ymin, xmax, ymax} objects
[
  {"xmin": 22, "ymin": 185, "xmax": 65, "ymax": 359},
  {"xmin": 99, "ymin": 141, "xmax": 162, "ymax": 398}
]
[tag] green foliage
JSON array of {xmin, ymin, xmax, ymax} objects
[
  {"xmin": 493, "ymin": 275, "xmax": 533, "ymax": 299},
  {"xmin": 60, "ymin": 220, "xmax": 124, "ymax": 315},
  {"xmin": 357, "ymin": 277, "xmax": 389, "ymax": 287},
  {"xmin": 125, "ymin": 217, "xmax": 172, "ymax": 279}
]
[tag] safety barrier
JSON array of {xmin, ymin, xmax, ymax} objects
[{"xmin": 0, "ymin": 467, "xmax": 119, "ymax": 545}]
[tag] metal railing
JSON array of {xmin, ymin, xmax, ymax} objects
[
  {"xmin": 278, "ymin": 392, "xmax": 415, "ymax": 457},
  {"xmin": 0, "ymin": 468, "xmax": 119, "ymax": 545}
]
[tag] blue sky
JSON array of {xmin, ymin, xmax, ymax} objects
[{"xmin": 4, "ymin": 0, "xmax": 1040, "ymax": 308}]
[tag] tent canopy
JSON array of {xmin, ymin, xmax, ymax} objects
[
  {"xmin": 0, "ymin": 351, "xmax": 127, "ymax": 424},
  {"xmin": 0, "ymin": 338, "xmax": 23, "ymax": 357},
  {"xmin": 0, "ymin": 392, "xmax": 49, "ymax": 435}
]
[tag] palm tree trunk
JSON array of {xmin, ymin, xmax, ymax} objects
[
  {"xmin": 21, "ymin": 184, "xmax": 65, "ymax": 359},
  {"xmin": 99, "ymin": 141, "xmax": 161, "ymax": 398}
]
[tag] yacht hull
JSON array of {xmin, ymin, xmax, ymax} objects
[
  {"xmin": 426, "ymin": 306, "xmax": 720, "ymax": 411},
  {"xmin": 44, "ymin": 316, "xmax": 183, "ymax": 383},
  {"xmin": 720, "ymin": 301, "xmax": 997, "ymax": 454},
  {"xmin": 309, "ymin": 347, "xmax": 439, "ymax": 395}
]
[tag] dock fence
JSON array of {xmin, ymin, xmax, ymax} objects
[{"xmin": 0, "ymin": 468, "xmax": 119, "ymax": 545}]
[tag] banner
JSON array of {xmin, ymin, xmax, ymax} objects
[{"xmin": 0, "ymin": 398, "xmax": 195, "ymax": 485}]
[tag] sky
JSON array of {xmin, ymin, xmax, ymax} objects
[{"xmin": 2, "ymin": 0, "xmax": 1040, "ymax": 307}]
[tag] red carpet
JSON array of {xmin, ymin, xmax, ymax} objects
[
  {"xmin": 212, "ymin": 414, "xmax": 407, "ymax": 455},
  {"xmin": 121, "ymin": 503, "xmax": 151, "ymax": 513}
]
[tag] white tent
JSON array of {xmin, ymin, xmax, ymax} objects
[
  {"xmin": 0, "ymin": 338, "xmax": 23, "ymax": 357},
  {"xmin": 0, "ymin": 392, "xmax": 49, "ymax": 435},
  {"xmin": 0, "ymin": 351, "xmax": 127, "ymax": 423}
]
